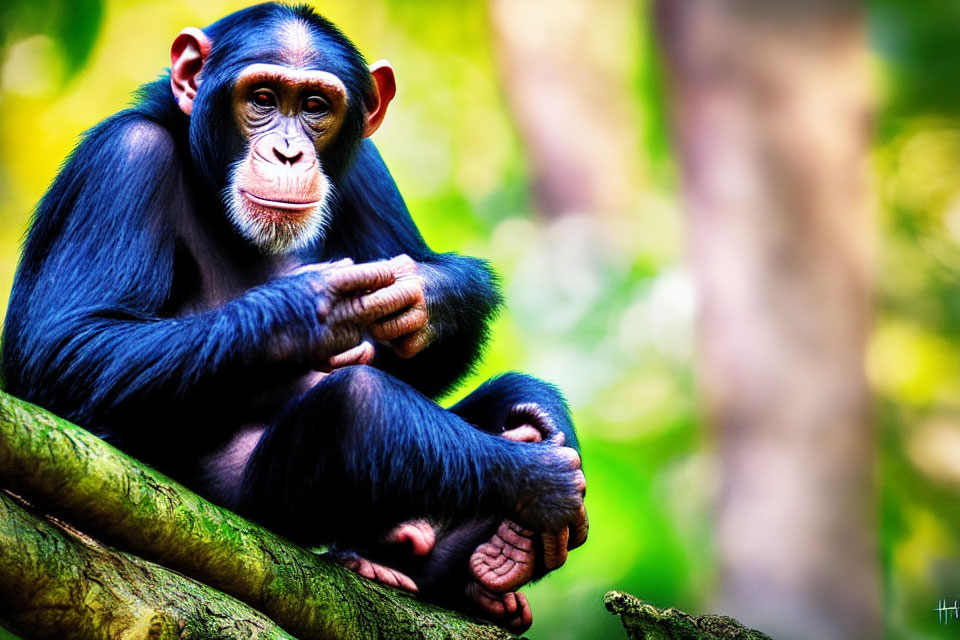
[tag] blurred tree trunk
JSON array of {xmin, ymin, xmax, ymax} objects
[
  {"xmin": 654, "ymin": 1, "xmax": 880, "ymax": 639},
  {"xmin": 488, "ymin": 0, "xmax": 641, "ymax": 220}
]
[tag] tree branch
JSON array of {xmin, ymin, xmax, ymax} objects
[
  {"xmin": 0, "ymin": 491, "xmax": 294, "ymax": 640},
  {"xmin": 0, "ymin": 391, "xmax": 515, "ymax": 640},
  {"xmin": 605, "ymin": 591, "xmax": 773, "ymax": 640}
]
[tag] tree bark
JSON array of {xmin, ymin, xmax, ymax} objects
[
  {"xmin": 0, "ymin": 491, "xmax": 294, "ymax": 640},
  {"xmin": 605, "ymin": 591, "xmax": 773, "ymax": 640},
  {"xmin": 0, "ymin": 391, "xmax": 515, "ymax": 640},
  {"xmin": 654, "ymin": 1, "xmax": 879, "ymax": 639}
]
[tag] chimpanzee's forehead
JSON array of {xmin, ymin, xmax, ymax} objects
[
  {"xmin": 274, "ymin": 19, "xmax": 317, "ymax": 67},
  {"xmin": 232, "ymin": 18, "xmax": 355, "ymax": 74}
]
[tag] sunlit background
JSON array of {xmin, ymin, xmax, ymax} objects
[{"xmin": 1, "ymin": 1, "xmax": 959, "ymax": 639}]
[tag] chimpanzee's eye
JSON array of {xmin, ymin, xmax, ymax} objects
[
  {"xmin": 303, "ymin": 96, "xmax": 329, "ymax": 115},
  {"xmin": 251, "ymin": 90, "xmax": 276, "ymax": 108}
]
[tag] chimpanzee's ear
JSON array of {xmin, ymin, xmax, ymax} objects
[
  {"xmin": 363, "ymin": 60, "xmax": 396, "ymax": 138},
  {"xmin": 170, "ymin": 27, "xmax": 212, "ymax": 116}
]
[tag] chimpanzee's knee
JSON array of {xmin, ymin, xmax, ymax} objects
[
  {"xmin": 449, "ymin": 372, "xmax": 578, "ymax": 450},
  {"xmin": 321, "ymin": 365, "xmax": 390, "ymax": 421},
  {"xmin": 238, "ymin": 366, "xmax": 411, "ymax": 543}
]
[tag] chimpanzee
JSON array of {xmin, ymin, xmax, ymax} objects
[{"xmin": 0, "ymin": 3, "xmax": 586, "ymax": 631}]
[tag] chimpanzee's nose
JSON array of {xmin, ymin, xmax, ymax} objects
[{"xmin": 273, "ymin": 147, "xmax": 304, "ymax": 165}]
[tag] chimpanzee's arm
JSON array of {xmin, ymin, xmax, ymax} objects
[
  {"xmin": 1, "ymin": 118, "xmax": 376, "ymax": 437},
  {"xmin": 318, "ymin": 140, "xmax": 503, "ymax": 398}
]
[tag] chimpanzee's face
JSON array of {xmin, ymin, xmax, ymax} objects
[
  {"xmin": 171, "ymin": 15, "xmax": 395, "ymax": 253},
  {"xmin": 224, "ymin": 63, "xmax": 349, "ymax": 254}
]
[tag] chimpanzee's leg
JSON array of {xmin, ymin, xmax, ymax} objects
[
  {"xmin": 377, "ymin": 372, "xmax": 578, "ymax": 554},
  {"xmin": 452, "ymin": 373, "xmax": 582, "ymax": 617},
  {"xmin": 374, "ymin": 373, "xmax": 582, "ymax": 630},
  {"xmin": 237, "ymin": 367, "xmax": 582, "ymax": 634},
  {"xmin": 449, "ymin": 373, "xmax": 578, "ymax": 449},
  {"xmin": 236, "ymin": 366, "xmax": 542, "ymax": 549}
]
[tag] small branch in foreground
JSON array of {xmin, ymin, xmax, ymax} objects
[{"xmin": 605, "ymin": 591, "xmax": 774, "ymax": 640}]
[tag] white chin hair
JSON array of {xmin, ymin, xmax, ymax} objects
[{"xmin": 224, "ymin": 182, "xmax": 334, "ymax": 255}]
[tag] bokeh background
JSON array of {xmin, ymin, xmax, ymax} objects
[{"xmin": 1, "ymin": 1, "xmax": 959, "ymax": 639}]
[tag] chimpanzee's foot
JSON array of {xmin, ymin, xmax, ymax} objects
[
  {"xmin": 327, "ymin": 551, "xmax": 418, "ymax": 593},
  {"xmin": 465, "ymin": 583, "xmax": 533, "ymax": 634},
  {"xmin": 469, "ymin": 519, "xmax": 536, "ymax": 593},
  {"xmin": 466, "ymin": 413, "xmax": 551, "ymax": 595},
  {"xmin": 381, "ymin": 518, "xmax": 436, "ymax": 557},
  {"xmin": 503, "ymin": 402, "xmax": 565, "ymax": 445}
]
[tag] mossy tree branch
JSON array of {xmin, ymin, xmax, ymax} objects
[
  {"xmin": 0, "ymin": 391, "xmax": 515, "ymax": 640},
  {"xmin": 0, "ymin": 491, "xmax": 294, "ymax": 640},
  {"xmin": 605, "ymin": 591, "xmax": 774, "ymax": 640}
]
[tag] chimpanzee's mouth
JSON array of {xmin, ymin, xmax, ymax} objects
[{"xmin": 241, "ymin": 190, "xmax": 322, "ymax": 211}]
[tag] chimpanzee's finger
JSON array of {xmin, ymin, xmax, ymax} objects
[
  {"xmin": 369, "ymin": 304, "xmax": 428, "ymax": 342},
  {"xmin": 387, "ymin": 253, "xmax": 418, "ymax": 278},
  {"xmin": 337, "ymin": 553, "xmax": 418, "ymax": 593},
  {"xmin": 288, "ymin": 258, "xmax": 353, "ymax": 278},
  {"xmin": 515, "ymin": 592, "xmax": 534, "ymax": 633},
  {"xmin": 338, "ymin": 277, "xmax": 423, "ymax": 324},
  {"xmin": 289, "ymin": 259, "xmax": 357, "ymax": 298},
  {"xmin": 315, "ymin": 325, "xmax": 364, "ymax": 369},
  {"xmin": 371, "ymin": 563, "xmax": 419, "ymax": 593},
  {"xmin": 325, "ymin": 340, "xmax": 376, "ymax": 370},
  {"xmin": 326, "ymin": 261, "xmax": 396, "ymax": 296},
  {"xmin": 541, "ymin": 529, "xmax": 569, "ymax": 570},
  {"xmin": 390, "ymin": 327, "xmax": 434, "ymax": 359},
  {"xmin": 568, "ymin": 504, "xmax": 589, "ymax": 550}
]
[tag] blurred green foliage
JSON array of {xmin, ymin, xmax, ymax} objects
[
  {"xmin": 0, "ymin": 1, "xmax": 958, "ymax": 639},
  {"xmin": 0, "ymin": 0, "xmax": 103, "ymax": 80},
  {"xmin": 870, "ymin": 0, "xmax": 960, "ymax": 117},
  {"xmin": 869, "ymin": 1, "xmax": 960, "ymax": 638}
]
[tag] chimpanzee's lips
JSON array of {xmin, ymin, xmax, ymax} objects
[{"xmin": 241, "ymin": 191, "xmax": 322, "ymax": 211}]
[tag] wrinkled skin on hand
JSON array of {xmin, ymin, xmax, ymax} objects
[
  {"xmin": 365, "ymin": 254, "xmax": 434, "ymax": 359},
  {"xmin": 282, "ymin": 254, "xmax": 435, "ymax": 370},
  {"xmin": 268, "ymin": 259, "xmax": 383, "ymax": 369}
]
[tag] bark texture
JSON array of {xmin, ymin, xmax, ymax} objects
[
  {"xmin": 0, "ymin": 491, "xmax": 294, "ymax": 640},
  {"xmin": 605, "ymin": 591, "xmax": 773, "ymax": 640},
  {"xmin": 0, "ymin": 391, "xmax": 515, "ymax": 640},
  {"xmin": 655, "ymin": 2, "xmax": 879, "ymax": 639}
]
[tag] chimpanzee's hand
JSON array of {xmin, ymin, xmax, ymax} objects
[
  {"xmin": 512, "ymin": 445, "xmax": 588, "ymax": 570},
  {"xmin": 270, "ymin": 259, "xmax": 399, "ymax": 369},
  {"xmin": 363, "ymin": 254, "xmax": 435, "ymax": 359}
]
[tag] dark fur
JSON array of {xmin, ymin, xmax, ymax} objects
[
  {"xmin": 361, "ymin": 373, "xmax": 579, "ymax": 602},
  {"xmin": 2, "ymin": 1, "xmax": 580, "ymax": 591}
]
